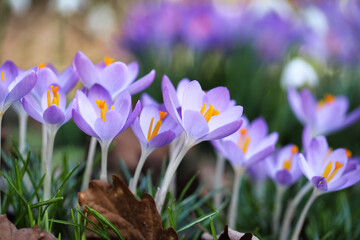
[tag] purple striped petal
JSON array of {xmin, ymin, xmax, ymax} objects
[
  {"xmin": 204, "ymin": 87, "xmax": 230, "ymax": 112},
  {"xmin": 59, "ymin": 66, "xmax": 78, "ymax": 93},
  {"xmin": 311, "ymin": 176, "xmax": 328, "ymax": 191},
  {"xmin": 183, "ymin": 110, "xmax": 209, "ymax": 139},
  {"xmin": 73, "ymin": 51, "xmax": 99, "ymax": 88},
  {"xmin": 131, "ymin": 117, "xmax": 147, "ymax": 145},
  {"xmin": 43, "ymin": 105, "xmax": 65, "ymax": 125},
  {"xmin": 94, "ymin": 111, "xmax": 125, "ymax": 140},
  {"xmin": 275, "ymin": 169, "xmax": 293, "ymax": 185},
  {"xmin": 72, "ymin": 109, "xmax": 99, "ymax": 138},
  {"xmin": 126, "ymin": 69, "xmax": 155, "ymax": 95},
  {"xmin": 162, "ymin": 76, "xmax": 183, "ymax": 127},
  {"xmin": 88, "ymin": 84, "xmax": 113, "ymax": 114},
  {"xmin": 21, "ymin": 95, "xmax": 44, "ymax": 123},
  {"xmin": 100, "ymin": 62, "xmax": 129, "ymax": 97},
  {"xmin": 148, "ymin": 130, "xmax": 176, "ymax": 148},
  {"xmin": 0, "ymin": 60, "xmax": 18, "ymax": 88},
  {"xmin": 127, "ymin": 62, "xmax": 139, "ymax": 82},
  {"xmin": 123, "ymin": 100, "xmax": 141, "ymax": 131}
]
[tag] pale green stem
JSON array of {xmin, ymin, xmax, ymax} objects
[
  {"xmin": 81, "ymin": 137, "xmax": 97, "ymax": 191},
  {"xmin": 290, "ymin": 188, "xmax": 319, "ymax": 240},
  {"xmin": 0, "ymin": 115, "xmax": 3, "ymax": 214},
  {"xmin": 43, "ymin": 126, "xmax": 56, "ymax": 201},
  {"xmin": 155, "ymin": 141, "xmax": 193, "ymax": 212},
  {"xmin": 99, "ymin": 142, "xmax": 110, "ymax": 183},
  {"xmin": 214, "ymin": 153, "xmax": 225, "ymax": 209},
  {"xmin": 279, "ymin": 182, "xmax": 312, "ymax": 240},
  {"xmin": 19, "ymin": 113, "xmax": 28, "ymax": 158},
  {"xmin": 169, "ymin": 135, "xmax": 185, "ymax": 196},
  {"xmin": 227, "ymin": 167, "xmax": 244, "ymax": 229},
  {"xmin": 273, "ymin": 185, "xmax": 286, "ymax": 235},
  {"xmin": 129, "ymin": 148, "xmax": 151, "ymax": 194},
  {"xmin": 41, "ymin": 124, "xmax": 48, "ymax": 175}
]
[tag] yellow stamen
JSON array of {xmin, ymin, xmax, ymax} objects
[
  {"xmin": 200, "ymin": 103, "xmax": 219, "ymax": 122},
  {"xmin": 317, "ymin": 94, "xmax": 336, "ymax": 109},
  {"xmin": 1, "ymin": 71, "xmax": 4, "ymax": 82},
  {"xmin": 111, "ymin": 106, "xmax": 114, "ymax": 110},
  {"xmin": 96, "ymin": 100, "xmax": 108, "ymax": 121},
  {"xmin": 345, "ymin": 149, "xmax": 352, "ymax": 158},
  {"xmin": 104, "ymin": 56, "xmax": 115, "ymax": 66},
  {"xmin": 47, "ymin": 85, "xmax": 59, "ymax": 107},
  {"xmin": 291, "ymin": 145, "xmax": 299, "ymax": 154},
  {"xmin": 322, "ymin": 161, "xmax": 344, "ymax": 182},
  {"xmin": 283, "ymin": 160, "xmax": 292, "ymax": 171},
  {"xmin": 238, "ymin": 128, "xmax": 250, "ymax": 154},
  {"xmin": 282, "ymin": 145, "xmax": 298, "ymax": 170},
  {"xmin": 147, "ymin": 111, "xmax": 168, "ymax": 141},
  {"xmin": 38, "ymin": 63, "xmax": 47, "ymax": 69},
  {"xmin": 200, "ymin": 103, "xmax": 206, "ymax": 115}
]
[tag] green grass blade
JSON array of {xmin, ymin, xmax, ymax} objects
[
  {"xmin": 177, "ymin": 211, "xmax": 218, "ymax": 233},
  {"xmin": 178, "ymin": 171, "xmax": 199, "ymax": 202},
  {"xmin": 30, "ymin": 197, "xmax": 64, "ymax": 209},
  {"xmin": 209, "ymin": 217, "xmax": 217, "ymax": 240},
  {"xmin": 167, "ymin": 207, "xmax": 176, "ymax": 229}
]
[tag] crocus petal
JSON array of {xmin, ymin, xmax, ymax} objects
[
  {"xmin": 131, "ymin": 117, "xmax": 147, "ymax": 144},
  {"xmin": 33, "ymin": 68, "xmax": 57, "ymax": 100},
  {"xmin": 0, "ymin": 84, "xmax": 9, "ymax": 109},
  {"xmin": 123, "ymin": 100, "xmax": 141, "ymax": 131},
  {"xmin": 275, "ymin": 169, "xmax": 293, "ymax": 185},
  {"xmin": 73, "ymin": 51, "xmax": 99, "ymax": 88},
  {"xmin": 43, "ymin": 105, "xmax": 65, "ymax": 125},
  {"xmin": 222, "ymin": 140, "xmax": 246, "ymax": 167},
  {"xmin": 298, "ymin": 153, "xmax": 314, "ymax": 180},
  {"xmin": 311, "ymin": 176, "xmax": 328, "ymax": 191},
  {"xmin": 342, "ymin": 106, "xmax": 360, "ymax": 131},
  {"xmin": 247, "ymin": 117, "xmax": 268, "ymax": 145},
  {"xmin": 64, "ymin": 99, "xmax": 74, "ymax": 123},
  {"xmin": 59, "ymin": 66, "xmax": 78, "ymax": 93},
  {"xmin": 100, "ymin": 62, "xmax": 128, "ymax": 97},
  {"xmin": 72, "ymin": 109, "xmax": 99, "ymax": 138},
  {"xmin": 148, "ymin": 130, "xmax": 176, "ymax": 148},
  {"xmin": 287, "ymin": 88, "xmax": 306, "ymax": 123},
  {"xmin": 139, "ymin": 105, "xmax": 161, "ymax": 135},
  {"xmin": 76, "ymin": 90, "xmax": 97, "ymax": 126},
  {"xmin": 176, "ymin": 78, "xmax": 190, "ymax": 104},
  {"xmin": 181, "ymin": 80, "xmax": 204, "ymax": 114},
  {"xmin": 300, "ymin": 89, "xmax": 316, "ymax": 124},
  {"xmin": 183, "ymin": 110, "xmax": 209, "ymax": 139},
  {"xmin": 205, "ymin": 120, "xmax": 243, "ymax": 141},
  {"xmin": 94, "ymin": 111, "xmax": 125, "ymax": 140},
  {"xmin": 88, "ymin": 84, "xmax": 113, "ymax": 113},
  {"xmin": 247, "ymin": 144, "xmax": 276, "ymax": 166},
  {"xmin": 0, "ymin": 60, "xmax": 18, "ymax": 87},
  {"xmin": 307, "ymin": 136, "xmax": 329, "ymax": 169},
  {"xmin": 21, "ymin": 96, "xmax": 44, "ymax": 123},
  {"xmin": 126, "ymin": 69, "xmax": 155, "ymax": 95},
  {"xmin": 113, "ymin": 91, "xmax": 131, "ymax": 115},
  {"xmin": 162, "ymin": 77, "xmax": 182, "ymax": 127},
  {"xmin": 208, "ymin": 106, "xmax": 243, "ymax": 132},
  {"xmin": 5, "ymin": 71, "xmax": 37, "ymax": 110},
  {"xmin": 336, "ymin": 169, "xmax": 360, "ymax": 190},
  {"xmin": 141, "ymin": 93, "xmax": 159, "ymax": 107},
  {"xmin": 204, "ymin": 87, "xmax": 230, "ymax": 112},
  {"xmin": 127, "ymin": 62, "xmax": 139, "ymax": 82}
]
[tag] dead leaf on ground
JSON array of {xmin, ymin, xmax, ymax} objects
[
  {"xmin": 0, "ymin": 215, "xmax": 56, "ymax": 240},
  {"xmin": 78, "ymin": 175, "xmax": 178, "ymax": 240},
  {"xmin": 202, "ymin": 225, "xmax": 259, "ymax": 240}
]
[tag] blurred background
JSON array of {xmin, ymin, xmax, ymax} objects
[{"xmin": 1, "ymin": 0, "xmax": 360, "ymax": 197}]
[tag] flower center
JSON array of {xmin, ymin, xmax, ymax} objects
[
  {"xmin": 317, "ymin": 94, "xmax": 335, "ymax": 109},
  {"xmin": 147, "ymin": 111, "xmax": 168, "ymax": 141},
  {"xmin": 38, "ymin": 63, "xmax": 47, "ymax": 69},
  {"xmin": 96, "ymin": 100, "xmax": 109, "ymax": 121},
  {"xmin": 238, "ymin": 128, "xmax": 250, "ymax": 154},
  {"xmin": 47, "ymin": 85, "xmax": 59, "ymax": 107},
  {"xmin": 345, "ymin": 149, "xmax": 352, "ymax": 158},
  {"xmin": 104, "ymin": 56, "xmax": 115, "ymax": 66},
  {"xmin": 322, "ymin": 161, "xmax": 344, "ymax": 183},
  {"xmin": 282, "ymin": 145, "xmax": 298, "ymax": 171},
  {"xmin": 1, "ymin": 71, "xmax": 4, "ymax": 82},
  {"xmin": 200, "ymin": 103, "xmax": 219, "ymax": 122}
]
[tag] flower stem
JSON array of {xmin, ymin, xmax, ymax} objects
[
  {"xmin": 81, "ymin": 137, "xmax": 97, "ymax": 191},
  {"xmin": 19, "ymin": 113, "xmax": 28, "ymax": 158},
  {"xmin": 279, "ymin": 182, "xmax": 312, "ymax": 240},
  {"xmin": 0, "ymin": 115, "xmax": 3, "ymax": 214},
  {"xmin": 99, "ymin": 142, "xmax": 110, "ymax": 183},
  {"xmin": 227, "ymin": 167, "xmax": 244, "ymax": 228},
  {"xmin": 273, "ymin": 185, "xmax": 286, "ymax": 235},
  {"xmin": 213, "ymin": 152, "xmax": 225, "ymax": 209},
  {"xmin": 43, "ymin": 126, "xmax": 56, "ymax": 201},
  {"xmin": 129, "ymin": 148, "xmax": 151, "ymax": 194},
  {"xmin": 41, "ymin": 124, "xmax": 48, "ymax": 175},
  {"xmin": 290, "ymin": 188, "xmax": 319, "ymax": 240},
  {"xmin": 155, "ymin": 141, "xmax": 193, "ymax": 212},
  {"xmin": 169, "ymin": 134, "xmax": 185, "ymax": 197}
]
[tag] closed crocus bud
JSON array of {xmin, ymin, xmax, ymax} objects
[{"xmin": 281, "ymin": 57, "xmax": 318, "ymax": 89}]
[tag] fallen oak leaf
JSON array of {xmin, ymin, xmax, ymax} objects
[
  {"xmin": 202, "ymin": 225, "xmax": 259, "ymax": 240},
  {"xmin": 78, "ymin": 175, "xmax": 178, "ymax": 240},
  {"xmin": 0, "ymin": 215, "xmax": 56, "ymax": 240}
]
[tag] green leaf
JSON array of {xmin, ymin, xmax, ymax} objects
[
  {"xmin": 209, "ymin": 217, "xmax": 217, "ymax": 240},
  {"xmin": 177, "ymin": 211, "xmax": 218, "ymax": 233}
]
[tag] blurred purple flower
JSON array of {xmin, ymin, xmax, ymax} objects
[
  {"xmin": 162, "ymin": 75, "xmax": 243, "ymax": 144},
  {"xmin": 265, "ymin": 144, "xmax": 302, "ymax": 186},
  {"xmin": 0, "ymin": 61, "xmax": 37, "ymax": 115},
  {"xmin": 212, "ymin": 116, "xmax": 278, "ymax": 170},
  {"xmin": 298, "ymin": 136, "xmax": 360, "ymax": 192},
  {"xmin": 73, "ymin": 51, "xmax": 155, "ymax": 99}
]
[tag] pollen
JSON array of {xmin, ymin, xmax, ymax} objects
[
  {"xmin": 317, "ymin": 93, "xmax": 336, "ymax": 109},
  {"xmin": 147, "ymin": 111, "xmax": 168, "ymax": 141},
  {"xmin": 345, "ymin": 149, "xmax": 352, "ymax": 158},
  {"xmin": 96, "ymin": 100, "xmax": 108, "ymax": 121},
  {"xmin": 1, "ymin": 71, "xmax": 4, "ymax": 82},
  {"xmin": 200, "ymin": 103, "xmax": 219, "ymax": 122},
  {"xmin": 38, "ymin": 63, "xmax": 47, "ymax": 69},
  {"xmin": 47, "ymin": 85, "xmax": 59, "ymax": 107},
  {"xmin": 322, "ymin": 161, "xmax": 344, "ymax": 182},
  {"xmin": 283, "ymin": 145, "xmax": 298, "ymax": 171},
  {"xmin": 238, "ymin": 128, "xmax": 250, "ymax": 154},
  {"xmin": 104, "ymin": 56, "xmax": 115, "ymax": 66},
  {"xmin": 291, "ymin": 145, "xmax": 298, "ymax": 154}
]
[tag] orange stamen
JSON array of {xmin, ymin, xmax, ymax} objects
[
  {"xmin": 317, "ymin": 94, "xmax": 336, "ymax": 109},
  {"xmin": 104, "ymin": 56, "xmax": 115, "ymax": 66},
  {"xmin": 322, "ymin": 161, "xmax": 344, "ymax": 182},
  {"xmin": 345, "ymin": 149, "xmax": 352, "ymax": 158},
  {"xmin": 96, "ymin": 100, "xmax": 108, "ymax": 121},
  {"xmin": 47, "ymin": 85, "xmax": 59, "ymax": 107},
  {"xmin": 200, "ymin": 103, "xmax": 219, "ymax": 122},
  {"xmin": 1, "ymin": 72, "xmax": 4, "ymax": 82},
  {"xmin": 238, "ymin": 128, "xmax": 250, "ymax": 154},
  {"xmin": 147, "ymin": 111, "xmax": 168, "ymax": 141},
  {"xmin": 283, "ymin": 145, "xmax": 299, "ymax": 170},
  {"xmin": 38, "ymin": 63, "xmax": 47, "ymax": 69}
]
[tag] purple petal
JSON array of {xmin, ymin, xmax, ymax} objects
[
  {"xmin": 76, "ymin": 90, "xmax": 97, "ymax": 126},
  {"xmin": 287, "ymin": 88, "xmax": 306, "ymax": 123},
  {"xmin": 148, "ymin": 130, "xmax": 176, "ymax": 148},
  {"xmin": 5, "ymin": 71, "xmax": 37, "ymax": 110},
  {"xmin": 183, "ymin": 110, "xmax": 209, "ymax": 139},
  {"xmin": 88, "ymin": 84, "xmax": 113, "ymax": 114},
  {"xmin": 311, "ymin": 176, "xmax": 328, "ymax": 191},
  {"xmin": 43, "ymin": 105, "xmax": 65, "ymax": 125},
  {"xmin": 247, "ymin": 144, "xmax": 276, "ymax": 166},
  {"xmin": 99, "ymin": 62, "xmax": 129, "ymax": 98},
  {"xmin": 127, "ymin": 62, "xmax": 139, "ymax": 82},
  {"xmin": 248, "ymin": 117, "xmax": 268, "ymax": 144},
  {"xmin": 123, "ymin": 100, "xmax": 141, "ymax": 130},
  {"xmin": 94, "ymin": 111, "xmax": 125, "ymax": 141},
  {"xmin": 131, "ymin": 117, "xmax": 147, "ymax": 145},
  {"xmin": 342, "ymin": 106, "xmax": 360, "ymax": 130},
  {"xmin": 0, "ymin": 83, "xmax": 9, "ymax": 108},
  {"xmin": 222, "ymin": 140, "xmax": 246, "ymax": 167},
  {"xmin": 176, "ymin": 78, "xmax": 190, "ymax": 104},
  {"xmin": 21, "ymin": 95, "xmax": 44, "ymax": 123},
  {"xmin": 59, "ymin": 66, "xmax": 78, "ymax": 93},
  {"xmin": 0, "ymin": 60, "xmax": 18, "ymax": 87},
  {"xmin": 140, "ymin": 93, "xmax": 159, "ymax": 107},
  {"xmin": 64, "ymin": 99, "xmax": 74, "ymax": 123},
  {"xmin": 73, "ymin": 51, "xmax": 99, "ymax": 88},
  {"xmin": 181, "ymin": 80, "xmax": 204, "ymax": 114},
  {"xmin": 298, "ymin": 153, "xmax": 314, "ymax": 180},
  {"xmin": 307, "ymin": 136, "xmax": 329, "ymax": 169},
  {"xmin": 302, "ymin": 125, "xmax": 312, "ymax": 153},
  {"xmin": 205, "ymin": 120, "xmax": 243, "ymax": 141},
  {"xmin": 32, "ymin": 68, "xmax": 57, "ymax": 100},
  {"xmin": 72, "ymin": 109, "xmax": 99, "ymax": 138},
  {"xmin": 162, "ymin": 76, "xmax": 182, "ymax": 127},
  {"xmin": 208, "ymin": 106, "xmax": 243, "ymax": 132},
  {"xmin": 275, "ymin": 169, "xmax": 293, "ymax": 185},
  {"xmin": 300, "ymin": 89, "xmax": 316, "ymax": 124},
  {"xmin": 126, "ymin": 69, "xmax": 155, "ymax": 95},
  {"xmin": 204, "ymin": 87, "xmax": 230, "ymax": 112},
  {"xmin": 113, "ymin": 91, "xmax": 131, "ymax": 116}
]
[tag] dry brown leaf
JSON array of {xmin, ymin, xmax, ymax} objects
[
  {"xmin": 78, "ymin": 175, "xmax": 178, "ymax": 240},
  {"xmin": 0, "ymin": 215, "xmax": 56, "ymax": 240},
  {"xmin": 202, "ymin": 225, "xmax": 259, "ymax": 240}
]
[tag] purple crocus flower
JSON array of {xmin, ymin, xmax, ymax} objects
[
  {"xmin": 287, "ymin": 88, "xmax": 360, "ymax": 149},
  {"xmin": 73, "ymin": 51, "xmax": 155, "ymax": 99},
  {"xmin": 265, "ymin": 144, "xmax": 302, "ymax": 186},
  {"xmin": 298, "ymin": 136, "xmax": 360, "ymax": 192},
  {"xmin": 0, "ymin": 61, "xmax": 37, "ymax": 116},
  {"xmin": 212, "ymin": 117, "xmax": 278, "ymax": 170},
  {"xmin": 162, "ymin": 75, "xmax": 243, "ymax": 145}
]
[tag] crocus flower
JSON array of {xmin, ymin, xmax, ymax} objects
[
  {"xmin": 73, "ymin": 51, "xmax": 155, "ymax": 99},
  {"xmin": 298, "ymin": 136, "xmax": 360, "ymax": 192},
  {"xmin": 287, "ymin": 88, "xmax": 360, "ymax": 149},
  {"xmin": 265, "ymin": 144, "xmax": 302, "ymax": 186},
  {"xmin": 72, "ymin": 84, "xmax": 140, "ymax": 182}
]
